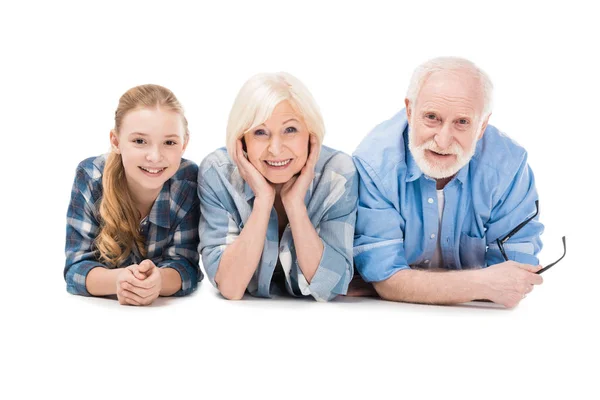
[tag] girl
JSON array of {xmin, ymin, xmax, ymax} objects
[{"xmin": 64, "ymin": 84, "xmax": 202, "ymax": 305}]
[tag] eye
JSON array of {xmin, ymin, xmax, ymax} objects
[
  {"xmin": 254, "ymin": 129, "xmax": 267, "ymax": 136},
  {"xmin": 284, "ymin": 126, "xmax": 297, "ymax": 134},
  {"xmin": 457, "ymin": 118, "xmax": 469, "ymax": 125},
  {"xmin": 133, "ymin": 138, "xmax": 146, "ymax": 145},
  {"xmin": 425, "ymin": 113, "xmax": 437, "ymax": 121},
  {"xmin": 165, "ymin": 140, "xmax": 178, "ymax": 146}
]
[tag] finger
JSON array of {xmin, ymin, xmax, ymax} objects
[
  {"xmin": 132, "ymin": 268, "xmax": 147, "ymax": 280},
  {"xmin": 121, "ymin": 288, "xmax": 148, "ymax": 304},
  {"xmin": 529, "ymin": 273, "xmax": 543, "ymax": 285},
  {"xmin": 125, "ymin": 297, "xmax": 143, "ymax": 306},
  {"xmin": 138, "ymin": 259, "xmax": 155, "ymax": 273},
  {"xmin": 516, "ymin": 263, "xmax": 543, "ymax": 273},
  {"xmin": 120, "ymin": 281, "xmax": 156, "ymax": 299},
  {"xmin": 124, "ymin": 274, "xmax": 156, "ymax": 290},
  {"xmin": 307, "ymin": 135, "xmax": 320, "ymax": 167}
]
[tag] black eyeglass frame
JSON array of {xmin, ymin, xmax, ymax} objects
[{"xmin": 496, "ymin": 200, "xmax": 566, "ymax": 274}]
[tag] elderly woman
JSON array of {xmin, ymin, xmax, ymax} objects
[{"xmin": 198, "ymin": 72, "xmax": 357, "ymax": 301}]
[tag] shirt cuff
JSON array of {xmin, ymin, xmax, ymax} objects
[
  {"xmin": 353, "ymin": 238, "xmax": 409, "ymax": 282},
  {"xmin": 296, "ymin": 240, "xmax": 352, "ymax": 302},
  {"xmin": 65, "ymin": 260, "xmax": 106, "ymax": 297},
  {"xmin": 158, "ymin": 261, "xmax": 201, "ymax": 297}
]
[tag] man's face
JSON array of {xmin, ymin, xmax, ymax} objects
[{"xmin": 407, "ymin": 70, "xmax": 488, "ymax": 180}]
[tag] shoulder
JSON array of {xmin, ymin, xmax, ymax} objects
[
  {"xmin": 72, "ymin": 155, "xmax": 107, "ymax": 202},
  {"xmin": 198, "ymin": 147, "xmax": 234, "ymax": 175},
  {"xmin": 170, "ymin": 157, "xmax": 199, "ymax": 187},
  {"xmin": 317, "ymin": 146, "xmax": 357, "ymax": 178},
  {"xmin": 352, "ymin": 109, "xmax": 409, "ymax": 179},
  {"xmin": 198, "ymin": 148, "xmax": 245, "ymax": 199},
  {"xmin": 167, "ymin": 158, "xmax": 199, "ymax": 205},
  {"xmin": 75, "ymin": 154, "xmax": 106, "ymax": 182},
  {"xmin": 471, "ymin": 124, "xmax": 529, "ymax": 180}
]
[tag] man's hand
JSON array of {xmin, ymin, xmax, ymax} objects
[{"xmin": 481, "ymin": 261, "xmax": 543, "ymax": 308}]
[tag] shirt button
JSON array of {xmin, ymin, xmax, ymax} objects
[
  {"xmin": 430, "ymin": 233, "xmax": 436, "ymax": 239},
  {"xmin": 428, "ymin": 198, "xmax": 434, "ymax": 204}
]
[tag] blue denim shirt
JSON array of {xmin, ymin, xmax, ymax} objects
[
  {"xmin": 64, "ymin": 155, "xmax": 202, "ymax": 296},
  {"xmin": 353, "ymin": 109, "xmax": 543, "ymax": 282},
  {"xmin": 198, "ymin": 146, "xmax": 358, "ymax": 301}
]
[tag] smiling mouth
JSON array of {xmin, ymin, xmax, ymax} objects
[
  {"xmin": 427, "ymin": 150, "xmax": 454, "ymax": 157},
  {"xmin": 139, "ymin": 166, "xmax": 167, "ymax": 174},
  {"xmin": 264, "ymin": 159, "xmax": 292, "ymax": 167}
]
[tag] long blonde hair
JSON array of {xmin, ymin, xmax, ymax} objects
[{"xmin": 96, "ymin": 84, "xmax": 188, "ymax": 267}]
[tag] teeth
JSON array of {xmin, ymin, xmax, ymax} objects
[
  {"xmin": 140, "ymin": 167, "xmax": 164, "ymax": 174},
  {"xmin": 265, "ymin": 159, "xmax": 291, "ymax": 167}
]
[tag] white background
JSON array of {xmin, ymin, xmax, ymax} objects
[{"xmin": 1, "ymin": 1, "xmax": 598, "ymax": 399}]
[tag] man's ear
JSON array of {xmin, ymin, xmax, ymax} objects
[
  {"xmin": 405, "ymin": 98, "xmax": 412, "ymax": 124},
  {"xmin": 109, "ymin": 130, "xmax": 120, "ymax": 153},
  {"xmin": 478, "ymin": 114, "xmax": 491, "ymax": 140}
]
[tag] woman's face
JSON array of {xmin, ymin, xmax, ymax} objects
[{"xmin": 243, "ymin": 101, "xmax": 310, "ymax": 184}]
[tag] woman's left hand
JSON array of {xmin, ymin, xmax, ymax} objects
[{"xmin": 280, "ymin": 135, "xmax": 320, "ymax": 210}]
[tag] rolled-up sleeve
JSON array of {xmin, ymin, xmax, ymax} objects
[
  {"xmin": 295, "ymin": 167, "xmax": 358, "ymax": 301},
  {"xmin": 198, "ymin": 176, "xmax": 240, "ymax": 287},
  {"xmin": 353, "ymin": 157, "xmax": 410, "ymax": 282},
  {"xmin": 485, "ymin": 153, "xmax": 543, "ymax": 266},
  {"xmin": 157, "ymin": 197, "xmax": 202, "ymax": 297},
  {"xmin": 64, "ymin": 167, "xmax": 106, "ymax": 296}
]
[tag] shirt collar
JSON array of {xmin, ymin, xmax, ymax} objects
[{"xmin": 148, "ymin": 180, "xmax": 171, "ymax": 228}]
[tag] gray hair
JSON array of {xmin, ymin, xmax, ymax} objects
[
  {"xmin": 405, "ymin": 57, "xmax": 494, "ymax": 117},
  {"xmin": 226, "ymin": 72, "xmax": 325, "ymax": 160}
]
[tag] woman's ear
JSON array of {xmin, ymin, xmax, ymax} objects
[{"xmin": 109, "ymin": 130, "xmax": 120, "ymax": 154}]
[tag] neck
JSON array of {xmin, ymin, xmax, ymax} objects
[
  {"xmin": 435, "ymin": 176, "xmax": 453, "ymax": 190},
  {"xmin": 128, "ymin": 182, "xmax": 162, "ymax": 220}
]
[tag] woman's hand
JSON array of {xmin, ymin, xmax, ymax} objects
[
  {"xmin": 233, "ymin": 139, "xmax": 275, "ymax": 206},
  {"xmin": 281, "ymin": 135, "xmax": 320, "ymax": 211}
]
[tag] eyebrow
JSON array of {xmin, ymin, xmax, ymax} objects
[
  {"xmin": 282, "ymin": 118, "xmax": 300, "ymax": 124},
  {"xmin": 128, "ymin": 132, "xmax": 181, "ymax": 138}
]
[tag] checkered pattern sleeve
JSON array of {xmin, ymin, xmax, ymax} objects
[{"xmin": 64, "ymin": 162, "xmax": 106, "ymax": 296}]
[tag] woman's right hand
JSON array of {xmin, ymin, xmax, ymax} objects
[{"xmin": 233, "ymin": 138, "xmax": 275, "ymax": 205}]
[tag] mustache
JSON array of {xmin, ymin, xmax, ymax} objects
[{"xmin": 416, "ymin": 139, "xmax": 463, "ymax": 156}]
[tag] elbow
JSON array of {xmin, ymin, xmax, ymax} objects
[
  {"xmin": 215, "ymin": 280, "xmax": 246, "ymax": 300},
  {"xmin": 220, "ymin": 290, "xmax": 245, "ymax": 301},
  {"xmin": 372, "ymin": 280, "xmax": 394, "ymax": 301}
]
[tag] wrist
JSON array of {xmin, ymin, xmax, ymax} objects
[
  {"xmin": 282, "ymin": 197, "xmax": 306, "ymax": 215},
  {"xmin": 467, "ymin": 269, "xmax": 492, "ymax": 300}
]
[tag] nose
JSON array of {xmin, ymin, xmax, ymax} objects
[
  {"xmin": 434, "ymin": 122, "xmax": 453, "ymax": 150},
  {"xmin": 146, "ymin": 145, "xmax": 163, "ymax": 163},
  {"xmin": 267, "ymin": 134, "xmax": 282, "ymax": 156}
]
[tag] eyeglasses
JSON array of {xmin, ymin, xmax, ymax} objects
[{"xmin": 496, "ymin": 200, "xmax": 566, "ymax": 274}]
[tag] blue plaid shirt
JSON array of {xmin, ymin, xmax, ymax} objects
[
  {"xmin": 353, "ymin": 109, "xmax": 543, "ymax": 282},
  {"xmin": 64, "ymin": 155, "xmax": 202, "ymax": 297},
  {"xmin": 198, "ymin": 146, "xmax": 358, "ymax": 301}
]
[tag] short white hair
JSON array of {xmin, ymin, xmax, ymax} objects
[
  {"xmin": 226, "ymin": 72, "xmax": 325, "ymax": 159},
  {"xmin": 405, "ymin": 57, "xmax": 494, "ymax": 117}
]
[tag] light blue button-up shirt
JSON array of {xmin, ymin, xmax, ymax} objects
[
  {"xmin": 198, "ymin": 146, "xmax": 358, "ymax": 301},
  {"xmin": 353, "ymin": 109, "xmax": 543, "ymax": 282}
]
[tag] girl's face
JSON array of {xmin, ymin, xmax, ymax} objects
[
  {"xmin": 110, "ymin": 106, "xmax": 188, "ymax": 197},
  {"xmin": 243, "ymin": 101, "xmax": 310, "ymax": 184}
]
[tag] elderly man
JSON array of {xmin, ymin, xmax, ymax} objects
[{"xmin": 353, "ymin": 57, "xmax": 543, "ymax": 308}]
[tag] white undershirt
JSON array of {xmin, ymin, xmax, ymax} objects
[{"xmin": 429, "ymin": 190, "xmax": 445, "ymax": 269}]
